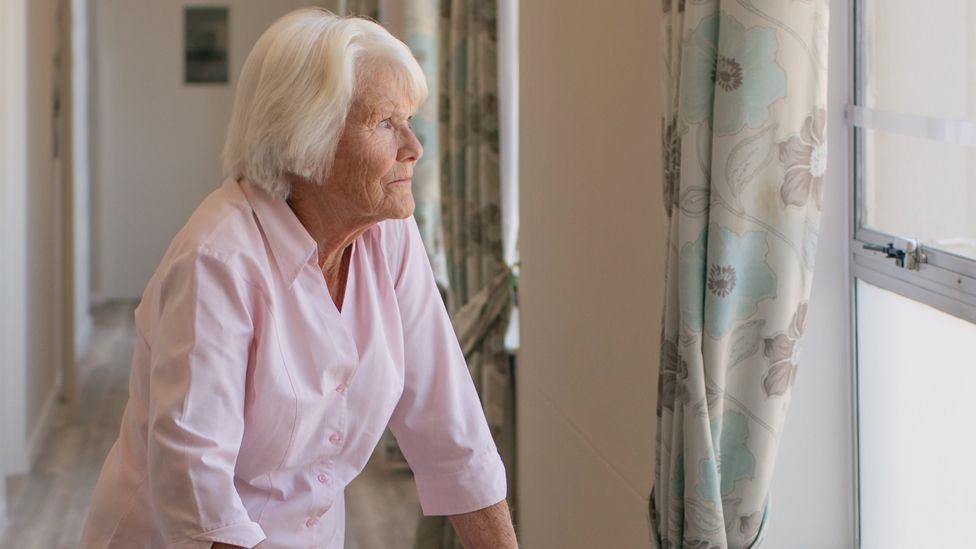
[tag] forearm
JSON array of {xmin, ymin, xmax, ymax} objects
[{"xmin": 448, "ymin": 500, "xmax": 519, "ymax": 549}]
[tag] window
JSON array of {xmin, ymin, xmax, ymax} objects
[{"xmin": 851, "ymin": 1, "xmax": 976, "ymax": 547}]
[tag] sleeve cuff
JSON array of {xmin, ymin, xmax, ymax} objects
[
  {"xmin": 166, "ymin": 520, "xmax": 267, "ymax": 549},
  {"xmin": 413, "ymin": 448, "xmax": 508, "ymax": 516}
]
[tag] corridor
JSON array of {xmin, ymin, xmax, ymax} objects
[{"xmin": 0, "ymin": 302, "xmax": 420, "ymax": 549}]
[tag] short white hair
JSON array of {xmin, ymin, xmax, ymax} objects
[{"xmin": 222, "ymin": 8, "xmax": 428, "ymax": 200}]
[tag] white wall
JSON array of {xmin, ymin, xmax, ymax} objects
[
  {"xmin": 24, "ymin": 0, "xmax": 62, "ymax": 467},
  {"xmin": 1, "ymin": 0, "xmax": 64, "ymax": 494},
  {"xmin": 91, "ymin": 0, "xmax": 335, "ymax": 301},
  {"xmin": 519, "ymin": 1, "xmax": 856, "ymax": 548},
  {"xmin": 517, "ymin": 1, "xmax": 662, "ymax": 546}
]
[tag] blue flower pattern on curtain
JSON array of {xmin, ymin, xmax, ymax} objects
[{"xmin": 652, "ymin": 1, "xmax": 829, "ymax": 548}]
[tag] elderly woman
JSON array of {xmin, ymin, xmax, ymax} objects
[{"xmin": 80, "ymin": 9, "xmax": 516, "ymax": 549}]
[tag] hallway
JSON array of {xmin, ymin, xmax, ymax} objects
[{"xmin": 0, "ymin": 302, "xmax": 421, "ymax": 549}]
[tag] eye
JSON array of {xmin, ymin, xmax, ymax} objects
[{"xmin": 377, "ymin": 118, "xmax": 394, "ymax": 130}]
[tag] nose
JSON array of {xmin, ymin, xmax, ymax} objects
[{"xmin": 397, "ymin": 126, "xmax": 423, "ymax": 164}]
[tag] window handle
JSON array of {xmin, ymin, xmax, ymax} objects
[
  {"xmin": 862, "ymin": 242, "xmax": 906, "ymax": 266},
  {"xmin": 862, "ymin": 240, "xmax": 926, "ymax": 270}
]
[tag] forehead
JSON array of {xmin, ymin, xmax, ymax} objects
[{"xmin": 352, "ymin": 61, "xmax": 421, "ymax": 117}]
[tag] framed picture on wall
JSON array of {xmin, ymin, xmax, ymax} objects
[{"xmin": 184, "ymin": 6, "xmax": 229, "ymax": 84}]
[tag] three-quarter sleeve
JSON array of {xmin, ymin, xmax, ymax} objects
[
  {"xmin": 146, "ymin": 247, "xmax": 267, "ymax": 548},
  {"xmin": 386, "ymin": 218, "xmax": 508, "ymax": 516}
]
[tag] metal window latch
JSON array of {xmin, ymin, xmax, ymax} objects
[{"xmin": 862, "ymin": 239, "xmax": 927, "ymax": 270}]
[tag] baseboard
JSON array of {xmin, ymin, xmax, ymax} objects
[
  {"xmin": 27, "ymin": 383, "xmax": 59, "ymax": 466},
  {"xmin": 0, "ymin": 490, "xmax": 7, "ymax": 541},
  {"xmin": 7, "ymin": 434, "xmax": 29, "ymax": 475}
]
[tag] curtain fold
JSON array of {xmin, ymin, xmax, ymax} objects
[
  {"xmin": 437, "ymin": 0, "xmax": 508, "ymax": 457},
  {"xmin": 413, "ymin": 1, "xmax": 512, "ymax": 547},
  {"xmin": 651, "ymin": 1, "xmax": 829, "ymax": 548}
]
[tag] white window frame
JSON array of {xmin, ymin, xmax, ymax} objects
[
  {"xmin": 848, "ymin": 2, "xmax": 976, "ymax": 548},
  {"xmin": 848, "ymin": 2, "xmax": 976, "ymax": 324}
]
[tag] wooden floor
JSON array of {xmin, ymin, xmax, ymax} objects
[{"xmin": 0, "ymin": 301, "xmax": 421, "ymax": 549}]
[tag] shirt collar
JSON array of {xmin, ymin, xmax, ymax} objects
[{"xmin": 237, "ymin": 178, "xmax": 317, "ymax": 287}]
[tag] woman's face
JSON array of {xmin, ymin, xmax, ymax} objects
[{"xmin": 325, "ymin": 61, "xmax": 423, "ymax": 223}]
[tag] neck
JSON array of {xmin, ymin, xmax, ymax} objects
[{"xmin": 286, "ymin": 178, "xmax": 375, "ymax": 274}]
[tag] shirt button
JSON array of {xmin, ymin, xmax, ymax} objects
[
  {"xmin": 329, "ymin": 432, "xmax": 343, "ymax": 445},
  {"xmin": 305, "ymin": 517, "xmax": 317, "ymax": 528},
  {"xmin": 317, "ymin": 473, "xmax": 329, "ymax": 484},
  {"xmin": 335, "ymin": 383, "xmax": 348, "ymax": 395}
]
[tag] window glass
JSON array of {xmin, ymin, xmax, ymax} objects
[
  {"xmin": 856, "ymin": 280, "xmax": 976, "ymax": 548},
  {"xmin": 858, "ymin": 0, "xmax": 976, "ymax": 261}
]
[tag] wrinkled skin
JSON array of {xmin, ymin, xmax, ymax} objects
[
  {"xmin": 319, "ymin": 60, "xmax": 423, "ymax": 224},
  {"xmin": 287, "ymin": 60, "xmax": 423, "ymax": 306}
]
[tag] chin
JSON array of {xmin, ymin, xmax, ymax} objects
[
  {"xmin": 391, "ymin": 196, "xmax": 415, "ymax": 219},
  {"xmin": 393, "ymin": 204, "xmax": 415, "ymax": 219},
  {"xmin": 378, "ymin": 204, "xmax": 414, "ymax": 222}
]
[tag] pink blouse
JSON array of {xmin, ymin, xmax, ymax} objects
[{"xmin": 80, "ymin": 179, "xmax": 506, "ymax": 549}]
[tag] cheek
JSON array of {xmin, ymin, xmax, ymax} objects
[
  {"xmin": 339, "ymin": 132, "xmax": 393, "ymax": 174},
  {"xmin": 363, "ymin": 140, "xmax": 398, "ymax": 187},
  {"xmin": 342, "ymin": 142, "xmax": 395, "ymax": 207},
  {"xmin": 375, "ymin": 139, "xmax": 399, "ymax": 175},
  {"xmin": 333, "ymin": 131, "xmax": 401, "ymax": 207}
]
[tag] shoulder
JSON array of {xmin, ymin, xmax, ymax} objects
[
  {"xmin": 372, "ymin": 217, "xmax": 419, "ymax": 282},
  {"xmin": 374, "ymin": 216, "xmax": 411, "ymax": 250},
  {"xmin": 169, "ymin": 180, "xmax": 260, "ymax": 256},
  {"xmin": 147, "ymin": 180, "xmax": 270, "ymax": 296}
]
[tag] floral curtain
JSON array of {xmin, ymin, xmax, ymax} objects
[
  {"xmin": 341, "ymin": 0, "xmax": 379, "ymax": 21},
  {"xmin": 403, "ymin": 0, "xmax": 450, "ymax": 287},
  {"xmin": 414, "ymin": 0, "xmax": 513, "ymax": 547},
  {"xmin": 652, "ymin": 1, "xmax": 829, "ymax": 548},
  {"xmin": 437, "ymin": 0, "xmax": 510, "ymax": 470}
]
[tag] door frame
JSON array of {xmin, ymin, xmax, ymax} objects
[
  {"xmin": 57, "ymin": 0, "xmax": 77, "ymax": 403},
  {"xmin": 0, "ymin": 0, "xmax": 31, "ymax": 503}
]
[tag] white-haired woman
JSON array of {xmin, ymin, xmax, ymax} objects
[{"xmin": 80, "ymin": 9, "xmax": 516, "ymax": 549}]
